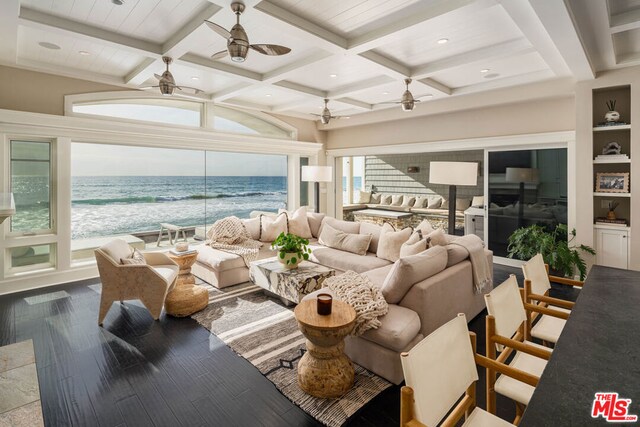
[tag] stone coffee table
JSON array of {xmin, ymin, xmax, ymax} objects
[
  {"xmin": 165, "ymin": 250, "xmax": 208, "ymax": 317},
  {"xmin": 249, "ymin": 258, "xmax": 335, "ymax": 305},
  {"xmin": 294, "ymin": 299, "xmax": 356, "ymax": 398}
]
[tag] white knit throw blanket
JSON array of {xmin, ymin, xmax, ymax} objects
[
  {"xmin": 325, "ymin": 271, "xmax": 389, "ymax": 336},
  {"xmin": 207, "ymin": 216, "xmax": 262, "ymax": 267},
  {"xmin": 450, "ymin": 234, "xmax": 493, "ymax": 294}
]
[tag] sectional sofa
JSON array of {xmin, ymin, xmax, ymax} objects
[{"xmin": 192, "ymin": 212, "xmax": 492, "ymax": 384}]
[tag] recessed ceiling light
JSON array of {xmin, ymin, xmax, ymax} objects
[
  {"xmin": 265, "ymin": 94, "xmax": 272, "ymax": 97},
  {"xmin": 382, "ymin": 91, "xmax": 389, "ymax": 95},
  {"xmin": 480, "ymin": 68, "xmax": 490, "ymax": 73},
  {"xmin": 424, "ymin": 94, "xmax": 433, "ymax": 98},
  {"xmin": 484, "ymin": 73, "xmax": 500, "ymax": 79},
  {"xmin": 329, "ymin": 74, "xmax": 338, "ymax": 78},
  {"xmin": 344, "ymin": 116, "xmax": 351, "ymax": 119},
  {"xmin": 437, "ymin": 38, "xmax": 449, "ymax": 44},
  {"xmin": 78, "ymin": 50, "xmax": 91, "ymax": 56},
  {"xmin": 191, "ymin": 76, "xmax": 199, "ymax": 81},
  {"xmin": 111, "ymin": 0, "xmax": 124, "ymax": 5},
  {"xmin": 39, "ymin": 42, "xmax": 60, "ymax": 50}
]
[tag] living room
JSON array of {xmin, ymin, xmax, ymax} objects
[{"xmin": 0, "ymin": 1, "xmax": 638, "ymax": 426}]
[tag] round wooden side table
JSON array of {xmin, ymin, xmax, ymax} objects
[
  {"xmin": 294, "ymin": 299, "xmax": 356, "ymax": 398},
  {"xmin": 164, "ymin": 251, "xmax": 208, "ymax": 317}
]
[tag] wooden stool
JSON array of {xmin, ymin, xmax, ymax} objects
[{"xmin": 157, "ymin": 223, "xmax": 188, "ymax": 247}]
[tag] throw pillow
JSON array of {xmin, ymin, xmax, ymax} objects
[
  {"xmin": 356, "ymin": 191, "xmax": 371, "ymax": 204},
  {"xmin": 401, "ymin": 195, "xmax": 416, "ymax": 207},
  {"xmin": 427, "ymin": 196, "xmax": 442, "ymax": 209},
  {"xmin": 318, "ymin": 224, "xmax": 372, "ymax": 256},
  {"xmin": 471, "ymin": 196, "xmax": 484, "ymax": 207},
  {"xmin": 456, "ymin": 198, "xmax": 472, "ymax": 211},
  {"xmin": 282, "ymin": 206, "xmax": 312, "ymax": 238},
  {"xmin": 260, "ymin": 213, "xmax": 288, "ymax": 242},
  {"xmin": 121, "ymin": 248, "xmax": 146, "ymax": 265},
  {"xmin": 415, "ymin": 219, "xmax": 434, "ymax": 235},
  {"xmin": 370, "ymin": 193, "xmax": 381, "ymax": 204},
  {"xmin": 319, "ymin": 217, "xmax": 360, "ymax": 236},
  {"xmin": 400, "ymin": 231, "xmax": 428, "ymax": 257},
  {"xmin": 381, "ymin": 246, "xmax": 448, "ymax": 304},
  {"xmin": 242, "ymin": 217, "xmax": 261, "ymax": 240},
  {"xmin": 391, "ymin": 195, "xmax": 403, "ymax": 206},
  {"xmin": 376, "ymin": 223, "xmax": 412, "ymax": 262},
  {"xmin": 441, "ymin": 198, "xmax": 449, "ymax": 209},
  {"xmin": 414, "ymin": 196, "xmax": 429, "ymax": 208},
  {"xmin": 359, "ymin": 221, "xmax": 383, "ymax": 253},
  {"xmin": 425, "ymin": 228, "xmax": 449, "ymax": 248},
  {"xmin": 379, "ymin": 194, "xmax": 392, "ymax": 205},
  {"xmin": 307, "ymin": 212, "xmax": 325, "ymax": 238}
]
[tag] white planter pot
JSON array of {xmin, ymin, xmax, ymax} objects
[
  {"xmin": 278, "ymin": 252, "xmax": 301, "ymax": 269},
  {"xmin": 605, "ymin": 110, "xmax": 620, "ymax": 122}
]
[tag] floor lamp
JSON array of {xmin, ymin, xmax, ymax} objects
[
  {"xmin": 505, "ymin": 167, "xmax": 539, "ymax": 229},
  {"xmin": 301, "ymin": 165, "xmax": 333, "ymax": 214},
  {"xmin": 429, "ymin": 162, "xmax": 478, "ymax": 235}
]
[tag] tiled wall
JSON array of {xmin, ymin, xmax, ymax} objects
[{"xmin": 364, "ymin": 150, "xmax": 484, "ymax": 199}]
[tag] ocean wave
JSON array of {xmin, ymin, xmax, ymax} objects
[{"xmin": 72, "ymin": 192, "xmax": 286, "ymax": 205}]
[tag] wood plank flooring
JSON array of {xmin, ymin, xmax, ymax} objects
[{"xmin": 0, "ymin": 264, "xmax": 578, "ymax": 427}]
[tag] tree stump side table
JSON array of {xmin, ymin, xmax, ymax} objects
[
  {"xmin": 165, "ymin": 251, "xmax": 208, "ymax": 317},
  {"xmin": 294, "ymin": 299, "xmax": 356, "ymax": 398}
]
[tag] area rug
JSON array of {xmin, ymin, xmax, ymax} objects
[{"xmin": 191, "ymin": 282, "xmax": 392, "ymax": 427}]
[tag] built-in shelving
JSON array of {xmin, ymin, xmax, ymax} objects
[
  {"xmin": 594, "ymin": 223, "xmax": 631, "ymax": 231},
  {"xmin": 593, "ymin": 158, "xmax": 631, "ymax": 164},
  {"xmin": 593, "ymin": 192, "xmax": 631, "ymax": 197},
  {"xmin": 593, "ymin": 124, "xmax": 631, "ymax": 132}
]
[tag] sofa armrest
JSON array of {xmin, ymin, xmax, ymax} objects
[{"xmin": 399, "ymin": 252, "xmax": 491, "ymax": 337}]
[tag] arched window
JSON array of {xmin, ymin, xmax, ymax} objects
[{"xmin": 66, "ymin": 92, "xmax": 296, "ymax": 139}]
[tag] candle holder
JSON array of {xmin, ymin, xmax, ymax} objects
[{"xmin": 317, "ymin": 293, "xmax": 332, "ymax": 315}]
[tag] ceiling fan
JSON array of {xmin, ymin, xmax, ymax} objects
[
  {"xmin": 313, "ymin": 99, "xmax": 346, "ymax": 125},
  {"xmin": 379, "ymin": 79, "xmax": 432, "ymax": 111},
  {"xmin": 141, "ymin": 56, "xmax": 202, "ymax": 96},
  {"xmin": 205, "ymin": 2, "xmax": 291, "ymax": 63}
]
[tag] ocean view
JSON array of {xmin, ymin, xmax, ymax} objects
[{"xmin": 70, "ymin": 175, "xmax": 286, "ymax": 239}]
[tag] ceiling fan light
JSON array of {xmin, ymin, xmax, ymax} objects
[
  {"xmin": 111, "ymin": 0, "xmax": 124, "ymax": 5},
  {"xmin": 231, "ymin": 56, "xmax": 245, "ymax": 62},
  {"xmin": 402, "ymin": 102, "xmax": 415, "ymax": 112}
]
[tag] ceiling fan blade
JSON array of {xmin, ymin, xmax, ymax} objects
[
  {"xmin": 249, "ymin": 44, "xmax": 291, "ymax": 56},
  {"xmin": 211, "ymin": 50, "xmax": 228, "ymax": 60},
  {"xmin": 153, "ymin": 73, "xmax": 163, "ymax": 80},
  {"xmin": 176, "ymin": 86, "xmax": 203, "ymax": 94},
  {"xmin": 377, "ymin": 101, "xmax": 402, "ymax": 105},
  {"xmin": 139, "ymin": 86, "xmax": 158, "ymax": 90},
  {"xmin": 204, "ymin": 20, "xmax": 231, "ymax": 39}
]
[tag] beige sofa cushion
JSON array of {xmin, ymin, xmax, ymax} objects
[
  {"xmin": 445, "ymin": 244, "xmax": 469, "ymax": 267},
  {"xmin": 356, "ymin": 191, "xmax": 371, "ymax": 203},
  {"xmin": 361, "ymin": 264, "xmax": 394, "ymax": 288},
  {"xmin": 370, "ymin": 193, "xmax": 381, "ymax": 204},
  {"xmin": 442, "ymin": 198, "xmax": 472, "ymax": 211},
  {"xmin": 391, "ymin": 195, "xmax": 403, "ymax": 206},
  {"xmin": 381, "ymin": 245, "xmax": 448, "ymax": 304},
  {"xmin": 359, "ymin": 222, "xmax": 382, "ymax": 253},
  {"xmin": 309, "ymin": 246, "xmax": 391, "ymax": 273},
  {"xmin": 401, "ymin": 195, "xmax": 415, "ymax": 207},
  {"xmin": 242, "ymin": 217, "xmax": 261, "ymax": 240},
  {"xmin": 318, "ymin": 224, "xmax": 372, "ymax": 256},
  {"xmin": 280, "ymin": 206, "xmax": 312, "ymax": 238},
  {"xmin": 319, "ymin": 217, "xmax": 360, "ymax": 235},
  {"xmin": 101, "ymin": 239, "xmax": 133, "ymax": 264},
  {"xmin": 377, "ymin": 223, "xmax": 412, "ymax": 262},
  {"xmin": 427, "ymin": 196, "xmax": 442, "ymax": 209},
  {"xmin": 425, "ymin": 228, "xmax": 449, "ymax": 247},
  {"xmin": 414, "ymin": 196, "xmax": 429, "ymax": 208},
  {"xmin": 197, "ymin": 244, "xmax": 275, "ymax": 272},
  {"xmin": 359, "ymin": 304, "xmax": 421, "ymax": 352},
  {"xmin": 260, "ymin": 213, "xmax": 288, "ymax": 242},
  {"xmin": 400, "ymin": 232, "xmax": 428, "ymax": 257},
  {"xmin": 307, "ymin": 212, "xmax": 325, "ymax": 238},
  {"xmin": 380, "ymin": 194, "xmax": 392, "ymax": 205}
]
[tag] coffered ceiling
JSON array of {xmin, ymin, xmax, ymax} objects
[{"xmin": 0, "ymin": 0, "xmax": 626, "ymax": 126}]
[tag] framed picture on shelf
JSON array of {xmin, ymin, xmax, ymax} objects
[{"xmin": 595, "ymin": 172, "xmax": 630, "ymax": 193}]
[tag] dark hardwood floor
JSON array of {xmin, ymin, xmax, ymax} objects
[{"xmin": 0, "ymin": 264, "xmax": 579, "ymax": 427}]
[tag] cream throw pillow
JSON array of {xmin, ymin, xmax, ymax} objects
[
  {"xmin": 376, "ymin": 223, "xmax": 412, "ymax": 262},
  {"xmin": 121, "ymin": 248, "xmax": 146, "ymax": 265},
  {"xmin": 260, "ymin": 213, "xmax": 288, "ymax": 242},
  {"xmin": 427, "ymin": 196, "xmax": 442, "ymax": 209},
  {"xmin": 356, "ymin": 191, "xmax": 371, "ymax": 203},
  {"xmin": 281, "ymin": 206, "xmax": 312, "ymax": 238},
  {"xmin": 359, "ymin": 222, "xmax": 382, "ymax": 253},
  {"xmin": 242, "ymin": 217, "xmax": 261, "ymax": 240},
  {"xmin": 471, "ymin": 196, "xmax": 484, "ymax": 207},
  {"xmin": 380, "ymin": 194, "xmax": 392, "ymax": 205},
  {"xmin": 391, "ymin": 195, "xmax": 403, "ymax": 206},
  {"xmin": 370, "ymin": 193, "xmax": 381, "ymax": 204},
  {"xmin": 318, "ymin": 224, "xmax": 372, "ymax": 256},
  {"xmin": 414, "ymin": 196, "xmax": 429, "ymax": 208},
  {"xmin": 400, "ymin": 231, "xmax": 428, "ymax": 257},
  {"xmin": 307, "ymin": 212, "xmax": 325, "ymax": 238},
  {"xmin": 401, "ymin": 196, "xmax": 415, "ymax": 207},
  {"xmin": 319, "ymin": 217, "xmax": 360, "ymax": 236},
  {"xmin": 381, "ymin": 246, "xmax": 448, "ymax": 304},
  {"xmin": 425, "ymin": 228, "xmax": 449, "ymax": 248},
  {"xmin": 415, "ymin": 219, "xmax": 435, "ymax": 235}
]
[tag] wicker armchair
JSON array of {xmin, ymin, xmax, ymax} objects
[{"xmin": 95, "ymin": 239, "xmax": 178, "ymax": 325}]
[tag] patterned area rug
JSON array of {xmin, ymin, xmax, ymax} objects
[{"xmin": 191, "ymin": 282, "xmax": 391, "ymax": 427}]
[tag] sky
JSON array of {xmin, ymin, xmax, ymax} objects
[{"xmin": 71, "ymin": 143, "xmax": 288, "ymax": 176}]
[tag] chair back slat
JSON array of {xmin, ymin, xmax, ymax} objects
[
  {"xmin": 484, "ymin": 275, "xmax": 527, "ymax": 341},
  {"xmin": 522, "ymin": 253, "xmax": 551, "ymax": 295},
  {"xmin": 401, "ymin": 314, "xmax": 478, "ymax": 427}
]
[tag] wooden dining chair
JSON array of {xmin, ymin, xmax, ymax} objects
[
  {"xmin": 400, "ymin": 313, "xmax": 537, "ymax": 427},
  {"xmin": 521, "ymin": 253, "xmax": 579, "ymax": 345},
  {"xmin": 484, "ymin": 275, "xmax": 552, "ymax": 425}
]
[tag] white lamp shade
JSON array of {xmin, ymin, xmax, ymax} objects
[
  {"xmin": 301, "ymin": 165, "xmax": 333, "ymax": 182},
  {"xmin": 505, "ymin": 167, "xmax": 539, "ymax": 184},
  {"xmin": 429, "ymin": 162, "xmax": 478, "ymax": 186}
]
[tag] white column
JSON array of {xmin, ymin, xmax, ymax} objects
[
  {"xmin": 287, "ymin": 154, "xmax": 300, "ymax": 210},
  {"xmin": 56, "ymin": 137, "xmax": 72, "ymax": 270}
]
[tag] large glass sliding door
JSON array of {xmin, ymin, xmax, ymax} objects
[{"xmin": 487, "ymin": 148, "xmax": 568, "ymax": 258}]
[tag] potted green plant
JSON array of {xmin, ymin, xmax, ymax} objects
[
  {"xmin": 271, "ymin": 232, "xmax": 312, "ymax": 269},
  {"xmin": 507, "ymin": 224, "xmax": 595, "ymax": 281}
]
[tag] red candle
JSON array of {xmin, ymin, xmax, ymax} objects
[{"xmin": 317, "ymin": 293, "xmax": 332, "ymax": 315}]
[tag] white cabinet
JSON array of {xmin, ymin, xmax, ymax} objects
[
  {"xmin": 595, "ymin": 226, "xmax": 629, "ymax": 269},
  {"xmin": 464, "ymin": 207, "xmax": 484, "ymax": 241}
]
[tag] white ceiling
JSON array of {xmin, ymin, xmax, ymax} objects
[{"xmin": 0, "ymin": 0, "xmax": 627, "ymax": 126}]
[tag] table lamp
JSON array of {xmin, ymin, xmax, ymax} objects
[
  {"xmin": 505, "ymin": 167, "xmax": 539, "ymax": 228},
  {"xmin": 301, "ymin": 165, "xmax": 333, "ymax": 214},
  {"xmin": 429, "ymin": 162, "xmax": 478, "ymax": 234}
]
